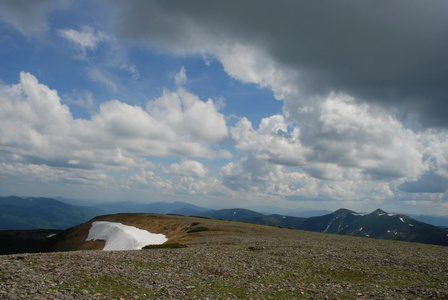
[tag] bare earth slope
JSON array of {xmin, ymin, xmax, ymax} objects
[{"xmin": 1, "ymin": 214, "xmax": 448, "ymax": 299}]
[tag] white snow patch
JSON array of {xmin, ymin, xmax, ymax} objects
[
  {"xmin": 409, "ymin": 224, "xmax": 414, "ymax": 227},
  {"xmin": 387, "ymin": 214, "xmax": 396, "ymax": 217},
  {"xmin": 351, "ymin": 213, "xmax": 365, "ymax": 216},
  {"xmin": 324, "ymin": 218, "xmax": 336, "ymax": 233},
  {"xmin": 47, "ymin": 233, "xmax": 57, "ymax": 238},
  {"xmin": 399, "ymin": 217, "xmax": 405, "ymax": 223},
  {"xmin": 86, "ymin": 221, "xmax": 168, "ymax": 251}
]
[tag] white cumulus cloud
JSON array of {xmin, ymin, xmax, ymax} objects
[
  {"xmin": 0, "ymin": 72, "xmax": 230, "ymax": 178},
  {"xmin": 164, "ymin": 159, "xmax": 208, "ymax": 178}
]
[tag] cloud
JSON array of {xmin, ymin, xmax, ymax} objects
[
  {"xmin": 175, "ymin": 66, "xmax": 187, "ymax": 86},
  {"xmin": 2, "ymin": 1, "xmax": 448, "ymax": 213},
  {"xmin": 0, "ymin": 72, "xmax": 230, "ymax": 178},
  {"xmin": 399, "ymin": 172, "xmax": 448, "ymax": 194},
  {"xmin": 59, "ymin": 25, "xmax": 110, "ymax": 59},
  {"xmin": 0, "ymin": 0, "xmax": 70, "ymax": 36},
  {"xmin": 146, "ymin": 89, "xmax": 229, "ymax": 145},
  {"xmin": 231, "ymin": 95, "xmax": 426, "ymax": 182},
  {"xmin": 111, "ymin": 0, "xmax": 448, "ymax": 208},
  {"xmin": 2, "ymin": 161, "xmax": 112, "ymax": 185},
  {"xmin": 120, "ymin": 63, "xmax": 140, "ymax": 80},
  {"xmin": 87, "ymin": 67, "xmax": 118, "ymax": 92},
  {"xmin": 115, "ymin": 0, "xmax": 448, "ymax": 127},
  {"xmin": 226, "ymin": 91, "xmax": 448, "ymax": 205},
  {"xmin": 63, "ymin": 90, "xmax": 96, "ymax": 112},
  {"xmin": 164, "ymin": 159, "xmax": 208, "ymax": 178},
  {"xmin": 221, "ymin": 155, "xmax": 318, "ymax": 198},
  {"xmin": 300, "ymin": 94, "xmax": 426, "ymax": 180},
  {"xmin": 219, "ymin": 153, "xmax": 400, "ymax": 206},
  {"xmin": 128, "ymin": 166, "xmax": 230, "ymax": 198},
  {"xmin": 230, "ymin": 115, "xmax": 306, "ymax": 166},
  {"xmin": 58, "ymin": 25, "xmax": 140, "ymax": 89}
]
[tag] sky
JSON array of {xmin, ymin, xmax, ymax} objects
[{"xmin": 1, "ymin": 0, "xmax": 448, "ymax": 216}]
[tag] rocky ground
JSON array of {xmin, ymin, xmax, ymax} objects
[{"xmin": 1, "ymin": 217, "xmax": 448, "ymax": 299}]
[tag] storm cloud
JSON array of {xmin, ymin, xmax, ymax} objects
[{"xmin": 116, "ymin": 0, "xmax": 448, "ymax": 127}]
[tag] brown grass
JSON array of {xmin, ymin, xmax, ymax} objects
[{"xmin": 46, "ymin": 213, "xmax": 204, "ymax": 251}]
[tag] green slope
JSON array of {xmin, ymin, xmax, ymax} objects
[{"xmin": 0, "ymin": 196, "xmax": 101, "ymax": 229}]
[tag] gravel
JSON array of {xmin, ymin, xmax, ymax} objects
[{"xmin": 1, "ymin": 219, "xmax": 447, "ymax": 299}]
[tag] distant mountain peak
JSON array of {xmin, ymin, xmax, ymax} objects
[
  {"xmin": 333, "ymin": 208, "xmax": 355, "ymax": 216},
  {"xmin": 370, "ymin": 208, "xmax": 387, "ymax": 215}
]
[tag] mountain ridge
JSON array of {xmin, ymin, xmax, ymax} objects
[
  {"xmin": 1, "ymin": 196, "xmax": 448, "ymax": 247},
  {"xmin": 200, "ymin": 207, "xmax": 448, "ymax": 246},
  {"xmin": 0, "ymin": 196, "xmax": 102, "ymax": 230}
]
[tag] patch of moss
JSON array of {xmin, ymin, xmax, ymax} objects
[
  {"xmin": 187, "ymin": 280, "xmax": 248, "ymax": 298},
  {"xmin": 67, "ymin": 276, "xmax": 153, "ymax": 298},
  {"xmin": 143, "ymin": 243, "xmax": 187, "ymax": 249},
  {"xmin": 187, "ymin": 226, "xmax": 209, "ymax": 233},
  {"xmin": 191, "ymin": 222, "xmax": 201, "ymax": 226}
]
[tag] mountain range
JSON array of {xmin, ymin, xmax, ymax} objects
[
  {"xmin": 0, "ymin": 196, "xmax": 102, "ymax": 230},
  {"xmin": 194, "ymin": 207, "xmax": 448, "ymax": 246},
  {"xmin": 234, "ymin": 208, "xmax": 448, "ymax": 246},
  {"xmin": 54, "ymin": 196, "xmax": 448, "ymax": 228},
  {"xmin": 0, "ymin": 196, "xmax": 210, "ymax": 230},
  {"xmin": 1, "ymin": 196, "xmax": 448, "ymax": 247},
  {"xmin": 90, "ymin": 200, "xmax": 209, "ymax": 215}
]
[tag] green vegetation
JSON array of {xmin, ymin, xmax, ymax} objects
[
  {"xmin": 187, "ymin": 226, "xmax": 209, "ymax": 233},
  {"xmin": 63, "ymin": 276, "xmax": 153, "ymax": 298},
  {"xmin": 143, "ymin": 243, "xmax": 187, "ymax": 249}
]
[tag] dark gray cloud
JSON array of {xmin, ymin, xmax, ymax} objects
[
  {"xmin": 399, "ymin": 172, "xmax": 448, "ymax": 193},
  {"xmin": 0, "ymin": 0, "xmax": 70, "ymax": 35},
  {"xmin": 116, "ymin": 0, "xmax": 448, "ymax": 127}
]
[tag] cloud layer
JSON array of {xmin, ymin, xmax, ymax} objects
[
  {"xmin": 112, "ymin": 0, "xmax": 448, "ymax": 206},
  {"xmin": 1, "ymin": 1, "xmax": 448, "ymax": 215}
]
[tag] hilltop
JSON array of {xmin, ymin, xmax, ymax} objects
[{"xmin": 1, "ymin": 214, "xmax": 447, "ymax": 299}]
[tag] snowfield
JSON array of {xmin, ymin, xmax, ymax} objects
[{"xmin": 86, "ymin": 221, "xmax": 168, "ymax": 251}]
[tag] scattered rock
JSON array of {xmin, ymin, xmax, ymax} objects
[{"xmin": 0, "ymin": 218, "xmax": 447, "ymax": 299}]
